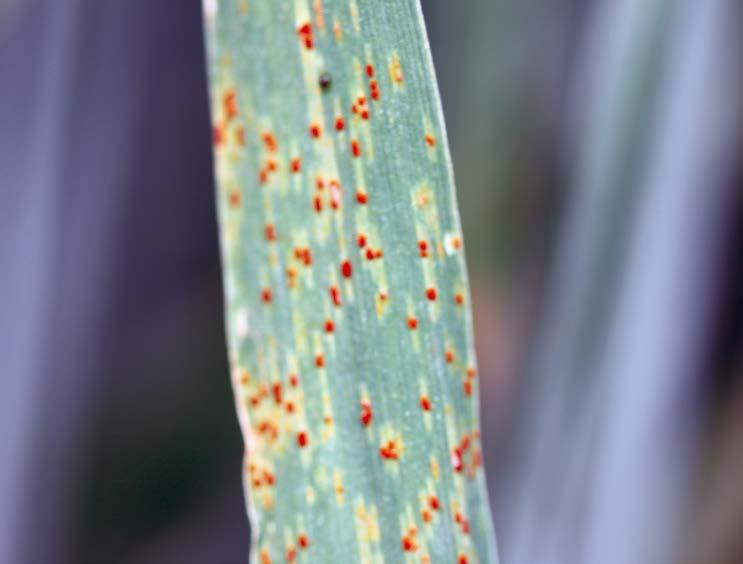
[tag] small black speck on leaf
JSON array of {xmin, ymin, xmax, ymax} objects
[{"xmin": 319, "ymin": 72, "xmax": 332, "ymax": 91}]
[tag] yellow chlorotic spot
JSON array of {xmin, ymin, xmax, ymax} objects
[
  {"xmin": 334, "ymin": 469, "xmax": 345, "ymax": 505},
  {"xmin": 430, "ymin": 456, "xmax": 440, "ymax": 480},
  {"xmin": 389, "ymin": 53, "xmax": 404, "ymax": 84}
]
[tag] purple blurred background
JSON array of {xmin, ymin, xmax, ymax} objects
[{"xmin": 0, "ymin": 1, "xmax": 740, "ymax": 563}]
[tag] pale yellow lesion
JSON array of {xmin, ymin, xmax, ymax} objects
[
  {"xmin": 358, "ymin": 113, "xmax": 375, "ymax": 164},
  {"xmin": 363, "ymin": 45, "xmax": 375, "ymax": 74},
  {"xmin": 348, "ymin": 0, "xmax": 361, "ymax": 33},
  {"xmin": 412, "ymin": 183, "xmax": 442, "ymax": 232},
  {"xmin": 313, "ymin": 0, "xmax": 325, "ymax": 30},
  {"xmin": 260, "ymin": 489, "xmax": 275, "ymax": 510},
  {"xmin": 291, "ymin": 306, "xmax": 311, "ymax": 358},
  {"xmin": 374, "ymin": 283, "xmax": 390, "ymax": 319},
  {"xmin": 306, "ymin": 485, "xmax": 316, "ymax": 505},
  {"xmin": 388, "ymin": 51, "xmax": 404, "ymax": 88},
  {"xmin": 261, "ymin": 173, "xmax": 276, "ymax": 222},
  {"xmin": 429, "ymin": 455, "xmax": 440, "ymax": 481},
  {"xmin": 313, "ymin": 463, "xmax": 329, "ymax": 489},
  {"xmin": 358, "ymin": 383, "xmax": 371, "ymax": 411},
  {"xmin": 231, "ymin": 363, "xmax": 254, "ymax": 449},
  {"xmin": 444, "ymin": 231, "xmax": 463, "ymax": 256},
  {"xmin": 320, "ymin": 390, "xmax": 336, "ymax": 441},
  {"xmin": 267, "ymin": 248, "xmax": 280, "ymax": 268},
  {"xmin": 293, "ymin": 0, "xmax": 312, "ymax": 35},
  {"xmin": 333, "ymin": 468, "xmax": 345, "ymax": 505},
  {"xmin": 354, "ymin": 498, "xmax": 382, "ymax": 555}
]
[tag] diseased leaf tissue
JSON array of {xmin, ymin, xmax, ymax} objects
[{"xmin": 204, "ymin": 0, "xmax": 498, "ymax": 562}]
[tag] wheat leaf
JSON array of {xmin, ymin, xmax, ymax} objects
[{"xmin": 204, "ymin": 1, "xmax": 498, "ymax": 562}]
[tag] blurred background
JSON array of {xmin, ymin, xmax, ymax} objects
[{"xmin": 0, "ymin": 0, "xmax": 740, "ymax": 563}]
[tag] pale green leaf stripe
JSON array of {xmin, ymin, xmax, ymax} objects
[{"xmin": 204, "ymin": 1, "xmax": 498, "ymax": 562}]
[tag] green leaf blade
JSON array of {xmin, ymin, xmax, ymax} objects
[{"xmin": 204, "ymin": 1, "xmax": 498, "ymax": 562}]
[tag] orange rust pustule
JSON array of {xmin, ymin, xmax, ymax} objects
[
  {"xmin": 360, "ymin": 400, "xmax": 373, "ymax": 426},
  {"xmin": 262, "ymin": 132, "xmax": 278, "ymax": 152},
  {"xmin": 351, "ymin": 139, "xmax": 361, "ymax": 158},
  {"xmin": 419, "ymin": 240, "xmax": 429, "ymax": 258},
  {"xmin": 297, "ymin": 22, "xmax": 313, "ymax": 49},
  {"xmin": 223, "ymin": 89, "xmax": 238, "ymax": 120},
  {"xmin": 341, "ymin": 260, "xmax": 353, "ymax": 278},
  {"xmin": 464, "ymin": 380, "xmax": 473, "ymax": 396},
  {"xmin": 401, "ymin": 526, "xmax": 418, "ymax": 552},
  {"xmin": 365, "ymin": 248, "xmax": 383, "ymax": 261},
  {"xmin": 272, "ymin": 382, "xmax": 282, "ymax": 404},
  {"xmin": 213, "ymin": 124, "xmax": 224, "ymax": 146},
  {"xmin": 329, "ymin": 285, "xmax": 342, "ymax": 307},
  {"xmin": 297, "ymin": 430, "xmax": 309, "ymax": 448},
  {"xmin": 294, "ymin": 246, "xmax": 313, "ymax": 266},
  {"xmin": 298, "ymin": 533, "xmax": 309, "ymax": 549},
  {"xmin": 369, "ymin": 79, "xmax": 380, "ymax": 101},
  {"xmin": 379, "ymin": 440, "xmax": 400, "ymax": 460}
]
